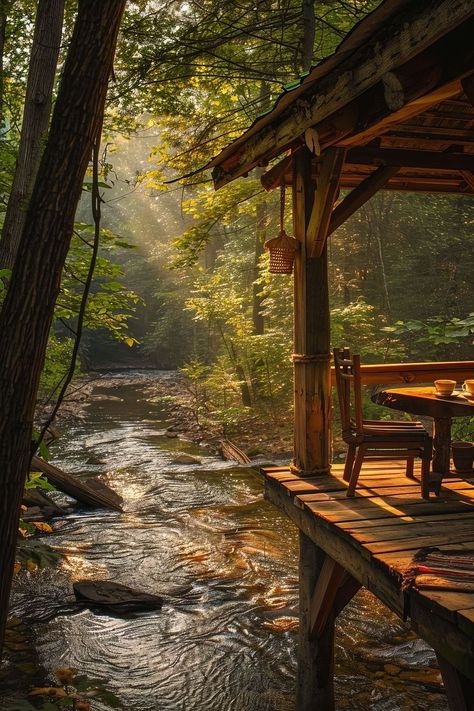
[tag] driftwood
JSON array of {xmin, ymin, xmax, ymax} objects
[
  {"xmin": 31, "ymin": 456, "xmax": 123, "ymax": 511},
  {"xmin": 219, "ymin": 438, "xmax": 251, "ymax": 465}
]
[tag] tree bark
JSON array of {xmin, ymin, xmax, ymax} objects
[
  {"xmin": 0, "ymin": 1, "xmax": 10, "ymax": 131},
  {"xmin": 0, "ymin": 0, "xmax": 65, "ymax": 269},
  {"xmin": 252, "ymin": 182, "xmax": 266, "ymax": 336},
  {"xmin": 301, "ymin": 0, "xmax": 315, "ymax": 73},
  {"xmin": 0, "ymin": 0, "xmax": 126, "ymax": 661}
]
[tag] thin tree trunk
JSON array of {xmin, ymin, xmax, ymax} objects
[
  {"xmin": 0, "ymin": 0, "xmax": 126, "ymax": 661},
  {"xmin": 0, "ymin": 1, "xmax": 10, "ymax": 131},
  {"xmin": 0, "ymin": 0, "xmax": 65, "ymax": 269},
  {"xmin": 252, "ymin": 173, "xmax": 266, "ymax": 336},
  {"xmin": 301, "ymin": 0, "xmax": 315, "ymax": 73}
]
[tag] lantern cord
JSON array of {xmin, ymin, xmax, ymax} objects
[{"xmin": 280, "ymin": 181, "xmax": 285, "ymax": 233}]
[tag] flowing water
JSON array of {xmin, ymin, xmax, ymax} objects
[{"xmin": 2, "ymin": 371, "xmax": 449, "ymax": 710}]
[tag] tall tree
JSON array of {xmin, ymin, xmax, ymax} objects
[
  {"xmin": 0, "ymin": 0, "xmax": 65, "ymax": 269},
  {"xmin": 0, "ymin": 0, "xmax": 126, "ymax": 660}
]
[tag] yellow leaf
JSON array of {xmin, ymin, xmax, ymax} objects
[
  {"xmin": 26, "ymin": 560, "xmax": 38, "ymax": 573},
  {"xmin": 124, "ymin": 337, "xmax": 135, "ymax": 347},
  {"xmin": 30, "ymin": 687, "xmax": 67, "ymax": 697},
  {"xmin": 33, "ymin": 522, "xmax": 53, "ymax": 533},
  {"xmin": 13, "ymin": 562, "xmax": 21, "ymax": 575},
  {"xmin": 55, "ymin": 667, "xmax": 77, "ymax": 684}
]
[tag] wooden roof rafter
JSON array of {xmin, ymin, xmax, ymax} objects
[{"xmin": 206, "ymin": 0, "xmax": 474, "ymax": 193}]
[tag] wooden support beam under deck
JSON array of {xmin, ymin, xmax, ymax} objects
[
  {"xmin": 460, "ymin": 170, "xmax": 474, "ymax": 192},
  {"xmin": 309, "ymin": 556, "xmax": 360, "ymax": 639},
  {"xmin": 298, "ymin": 533, "xmax": 335, "ymax": 711},
  {"xmin": 307, "ymin": 148, "xmax": 346, "ymax": 257},
  {"xmin": 437, "ymin": 655, "xmax": 474, "ymax": 711}
]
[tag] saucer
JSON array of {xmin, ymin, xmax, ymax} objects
[
  {"xmin": 462, "ymin": 391, "xmax": 474, "ymax": 401},
  {"xmin": 434, "ymin": 390, "xmax": 461, "ymax": 399}
]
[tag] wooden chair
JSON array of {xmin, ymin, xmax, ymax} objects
[{"xmin": 333, "ymin": 348, "xmax": 433, "ymax": 498}]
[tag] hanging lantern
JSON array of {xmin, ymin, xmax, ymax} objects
[{"xmin": 264, "ymin": 182, "xmax": 298, "ymax": 274}]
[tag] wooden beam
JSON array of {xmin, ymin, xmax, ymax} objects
[
  {"xmin": 212, "ymin": 4, "xmax": 474, "ymax": 187},
  {"xmin": 461, "ymin": 73, "xmax": 474, "ymax": 107},
  {"xmin": 260, "ymin": 148, "xmax": 474, "ymax": 194},
  {"xmin": 328, "ymin": 165, "xmax": 399, "ymax": 234},
  {"xmin": 292, "ymin": 147, "xmax": 332, "ymax": 477},
  {"xmin": 298, "ymin": 532, "xmax": 335, "ymax": 710},
  {"xmin": 346, "ymin": 147, "xmax": 474, "ymax": 173},
  {"xmin": 307, "ymin": 148, "xmax": 346, "ymax": 257},
  {"xmin": 330, "ymin": 360, "xmax": 474, "ymax": 386},
  {"xmin": 309, "ymin": 556, "xmax": 346, "ymax": 639},
  {"xmin": 260, "ymin": 154, "xmax": 292, "ymax": 191},
  {"xmin": 437, "ymin": 654, "xmax": 474, "ymax": 711},
  {"xmin": 460, "ymin": 170, "xmax": 474, "ymax": 191}
]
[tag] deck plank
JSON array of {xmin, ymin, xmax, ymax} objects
[{"xmin": 262, "ymin": 461, "xmax": 474, "ymax": 682}]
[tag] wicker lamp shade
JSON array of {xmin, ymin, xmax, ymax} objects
[
  {"xmin": 265, "ymin": 230, "xmax": 298, "ymax": 274},
  {"xmin": 264, "ymin": 182, "xmax": 298, "ymax": 274}
]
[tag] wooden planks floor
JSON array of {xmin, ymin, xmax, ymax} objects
[{"xmin": 262, "ymin": 461, "xmax": 474, "ymax": 681}]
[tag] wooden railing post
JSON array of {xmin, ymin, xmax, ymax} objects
[{"xmin": 292, "ymin": 146, "xmax": 332, "ymax": 477}]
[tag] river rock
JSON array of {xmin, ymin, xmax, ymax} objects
[
  {"xmin": 73, "ymin": 581, "xmax": 163, "ymax": 615},
  {"xmin": 171, "ymin": 453, "xmax": 202, "ymax": 465},
  {"xmin": 85, "ymin": 455, "xmax": 106, "ymax": 465}
]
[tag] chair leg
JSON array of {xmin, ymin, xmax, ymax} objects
[
  {"xmin": 343, "ymin": 444, "xmax": 356, "ymax": 482},
  {"xmin": 347, "ymin": 447, "xmax": 365, "ymax": 497},
  {"xmin": 421, "ymin": 457, "xmax": 431, "ymax": 499},
  {"xmin": 406, "ymin": 457, "xmax": 415, "ymax": 479}
]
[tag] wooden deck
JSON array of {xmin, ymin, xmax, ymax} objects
[{"xmin": 262, "ymin": 461, "xmax": 474, "ymax": 686}]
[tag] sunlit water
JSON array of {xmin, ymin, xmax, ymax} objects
[{"xmin": 2, "ymin": 371, "xmax": 448, "ymax": 710}]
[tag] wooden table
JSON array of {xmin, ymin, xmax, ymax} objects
[{"xmin": 373, "ymin": 386, "xmax": 474, "ymax": 476}]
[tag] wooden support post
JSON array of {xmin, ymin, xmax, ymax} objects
[
  {"xmin": 328, "ymin": 165, "xmax": 400, "ymax": 235},
  {"xmin": 298, "ymin": 532, "xmax": 335, "ymax": 711},
  {"xmin": 437, "ymin": 654, "xmax": 474, "ymax": 711},
  {"xmin": 292, "ymin": 146, "xmax": 332, "ymax": 477},
  {"xmin": 307, "ymin": 147, "xmax": 346, "ymax": 258}
]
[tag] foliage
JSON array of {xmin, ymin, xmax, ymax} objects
[
  {"xmin": 331, "ymin": 299, "xmax": 405, "ymax": 362},
  {"xmin": 4, "ymin": 668, "xmax": 121, "ymax": 710},
  {"xmin": 15, "ymin": 538, "xmax": 60, "ymax": 574},
  {"xmin": 383, "ymin": 313, "xmax": 474, "ymax": 359}
]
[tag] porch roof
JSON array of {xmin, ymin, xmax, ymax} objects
[{"xmin": 205, "ymin": 0, "xmax": 474, "ymax": 195}]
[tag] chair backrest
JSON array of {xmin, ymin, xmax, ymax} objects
[{"xmin": 333, "ymin": 347, "xmax": 363, "ymax": 435}]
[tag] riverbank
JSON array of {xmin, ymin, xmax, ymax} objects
[{"xmin": 52, "ymin": 369, "xmax": 294, "ymax": 460}]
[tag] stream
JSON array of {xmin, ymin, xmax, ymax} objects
[{"xmin": 2, "ymin": 371, "xmax": 449, "ymax": 710}]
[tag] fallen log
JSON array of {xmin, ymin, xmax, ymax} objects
[
  {"xmin": 31, "ymin": 456, "xmax": 123, "ymax": 511},
  {"xmin": 219, "ymin": 438, "xmax": 251, "ymax": 465}
]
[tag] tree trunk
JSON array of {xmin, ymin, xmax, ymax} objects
[
  {"xmin": 301, "ymin": 0, "xmax": 315, "ymax": 73},
  {"xmin": 0, "ymin": 1, "xmax": 10, "ymax": 130},
  {"xmin": 0, "ymin": 0, "xmax": 65, "ymax": 269},
  {"xmin": 252, "ymin": 184, "xmax": 266, "ymax": 336},
  {"xmin": 0, "ymin": 0, "xmax": 126, "ymax": 661}
]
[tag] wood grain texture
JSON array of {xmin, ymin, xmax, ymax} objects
[{"xmin": 262, "ymin": 460, "xmax": 474, "ymax": 685}]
